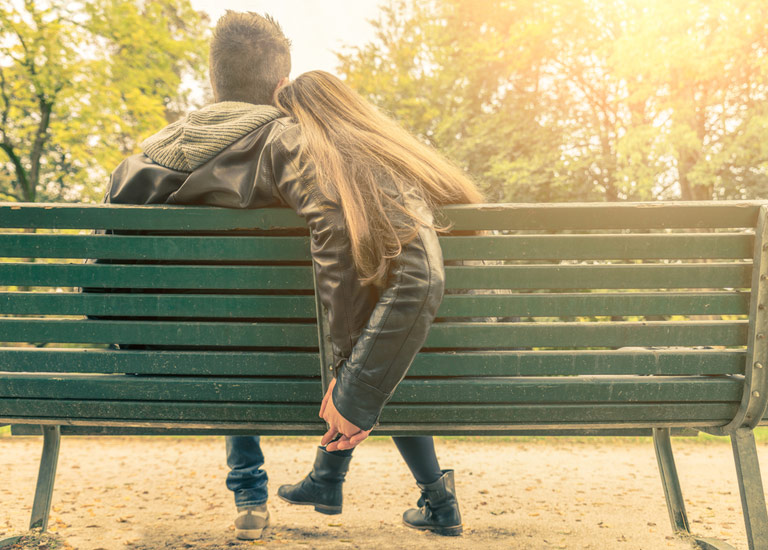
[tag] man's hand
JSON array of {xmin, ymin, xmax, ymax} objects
[{"xmin": 319, "ymin": 378, "xmax": 372, "ymax": 451}]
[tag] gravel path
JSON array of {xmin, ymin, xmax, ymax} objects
[{"xmin": 1, "ymin": 435, "xmax": 764, "ymax": 550}]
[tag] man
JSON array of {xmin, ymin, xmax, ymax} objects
[{"xmin": 105, "ymin": 12, "xmax": 291, "ymax": 540}]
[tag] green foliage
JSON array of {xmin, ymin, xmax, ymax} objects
[
  {"xmin": 0, "ymin": 0, "xmax": 209, "ymax": 203},
  {"xmin": 337, "ymin": 0, "xmax": 768, "ymax": 202}
]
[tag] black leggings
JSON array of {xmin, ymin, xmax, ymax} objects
[{"xmin": 331, "ymin": 435, "xmax": 442, "ymax": 485}]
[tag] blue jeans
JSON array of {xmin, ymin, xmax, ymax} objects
[{"xmin": 226, "ymin": 436, "xmax": 268, "ymax": 507}]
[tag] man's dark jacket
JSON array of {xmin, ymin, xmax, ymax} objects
[{"xmin": 105, "ymin": 101, "xmax": 445, "ymax": 431}]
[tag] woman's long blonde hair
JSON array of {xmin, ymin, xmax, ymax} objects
[{"xmin": 275, "ymin": 70, "xmax": 483, "ymax": 287}]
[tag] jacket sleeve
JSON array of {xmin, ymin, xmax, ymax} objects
[{"xmin": 332, "ymin": 224, "xmax": 445, "ymax": 430}]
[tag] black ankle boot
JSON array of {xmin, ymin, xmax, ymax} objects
[
  {"xmin": 402, "ymin": 469, "xmax": 462, "ymax": 536},
  {"xmin": 277, "ymin": 447, "xmax": 352, "ymax": 515}
]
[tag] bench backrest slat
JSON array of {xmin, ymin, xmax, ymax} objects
[
  {"xmin": 0, "ymin": 348, "xmax": 746, "ymax": 377},
  {"xmin": 442, "ymin": 201, "xmax": 762, "ymax": 229},
  {"xmin": 441, "ymin": 233, "xmax": 754, "ymax": 260},
  {"xmin": 0, "ymin": 293, "xmax": 316, "ymax": 317},
  {"xmin": 0, "ymin": 349, "xmax": 319, "ymax": 375},
  {"xmin": 0, "ymin": 263, "xmax": 315, "ymax": 289},
  {"xmin": 444, "ymin": 263, "xmax": 751, "ymax": 289},
  {"xmin": 0, "ymin": 262, "xmax": 753, "ymax": 290},
  {"xmin": 0, "ymin": 232, "xmax": 754, "ymax": 261},
  {"xmin": 0, "ymin": 234, "xmax": 312, "ymax": 261},
  {"xmin": 0, "ymin": 204, "xmax": 306, "ymax": 231},
  {"xmin": 439, "ymin": 292, "xmax": 749, "ymax": 316},
  {"xmin": 0, "ymin": 291, "xmax": 750, "ymax": 318},
  {"xmin": 0, "ymin": 374, "xmax": 743, "ymax": 403},
  {"xmin": 1, "ymin": 201, "xmax": 763, "ymax": 230},
  {"xmin": 0, "ymin": 318, "xmax": 318, "ymax": 347},
  {"xmin": 425, "ymin": 321, "xmax": 747, "ymax": 348}
]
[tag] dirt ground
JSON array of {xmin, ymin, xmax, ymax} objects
[{"xmin": 1, "ymin": 435, "xmax": 764, "ymax": 550}]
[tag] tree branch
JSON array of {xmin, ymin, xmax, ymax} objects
[
  {"xmin": 0, "ymin": 65, "xmax": 11, "ymax": 135},
  {"xmin": 0, "ymin": 141, "xmax": 31, "ymax": 201}
]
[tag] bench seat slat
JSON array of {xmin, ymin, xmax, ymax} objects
[
  {"xmin": 0, "ymin": 375, "xmax": 743, "ymax": 403},
  {"xmin": 0, "ymin": 291, "xmax": 749, "ymax": 318},
  {"xmin": 8, "ymin": 425, "xmax": 702, "ymax": 437},
  {"xmin": 0, "ymin": 319, "xmax": 318, "ymax": 347},
  {"xmin": 0, "ymin": 399, "xmax": 738, "ymax": 424},
  {"xmin": 0, "ymin": 421, "xmax": 726, "ymax": 436},
  {"xmin": 446, "ymin": 264, "xmax": 752, "ymax": 290},
  {"xmin": 441, "ymin": 234, "xmax": 754, "ymax": 261}
]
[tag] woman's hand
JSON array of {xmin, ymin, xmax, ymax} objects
[{"xmin": 319, "ymin": 378, "xmax": 372, "ymax": 451}]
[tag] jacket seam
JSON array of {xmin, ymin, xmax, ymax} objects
[
  {"xmin": 382, "ymin": 229, "xmax": 433, "ymax": 377},
  {"xmin": 337, "ymin": 235, "xmax": 356, "ymax": 356},
  {"xmin": 268, "ymin": 126, "xmax": 298, "ymax": 207},
  {"xmin": 272, "ymin": 128, "xmax": 355, "ymax": 359},
  {"xmin": 350, "ymin": 245, "xmax": 407, "ymax": 383}
]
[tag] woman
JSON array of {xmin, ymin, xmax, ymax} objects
[{"xmin": 271, "ymin": 71, "xmax": 483, "ymax": 536}]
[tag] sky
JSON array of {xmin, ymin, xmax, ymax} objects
[{"xmin": 189, "ymin": 0, "xmax": 384, "ymax": 77}]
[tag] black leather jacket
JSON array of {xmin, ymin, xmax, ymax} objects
[{"xmin": 107, "ymin": 116, "xmax": 445, "ymax": 430}]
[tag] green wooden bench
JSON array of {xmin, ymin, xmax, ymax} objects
[{"xmin": 1, "ymin": 201, "xmax": 767, "ymax": 550}]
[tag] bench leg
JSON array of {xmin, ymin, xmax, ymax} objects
[
  {"xmin": 653, "ymin": 427, "xmax": 691, "ymax": 534},
  {"xmin": 653, "ymin": 428, "xmax": 738, "ymax": 550},
  {"xmin": 731, "ymin": 427, "xmax": 768, "ymax": 550},
  {"xmin": 29, "ymin": 425, "xmax": 61, "ymax": 531},
  {"xmin": 0, "ymin": 426, "xmax": 61, "ymax": 546}
]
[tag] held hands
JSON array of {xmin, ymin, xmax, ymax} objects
[{"xmin": 319, "ymin": 378, "xmax": 372, "ymax": 451}]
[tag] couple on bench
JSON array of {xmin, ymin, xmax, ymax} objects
[{"xmin": 106, "ymin": 11, "xmax": 483, "ymax": 540}]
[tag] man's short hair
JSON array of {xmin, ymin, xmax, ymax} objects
[{"xmin": 210, "ymin": 11, "xmax": 291, "ymax": 105}]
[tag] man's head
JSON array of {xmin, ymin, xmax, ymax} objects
[{"xmin": 209, "ymin": 11, "xmax": 291, "ymax": 105}]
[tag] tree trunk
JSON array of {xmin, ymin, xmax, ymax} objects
[{"xmin": 26, "ymin": 98, "xmax": 54, "ymax": 203}]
